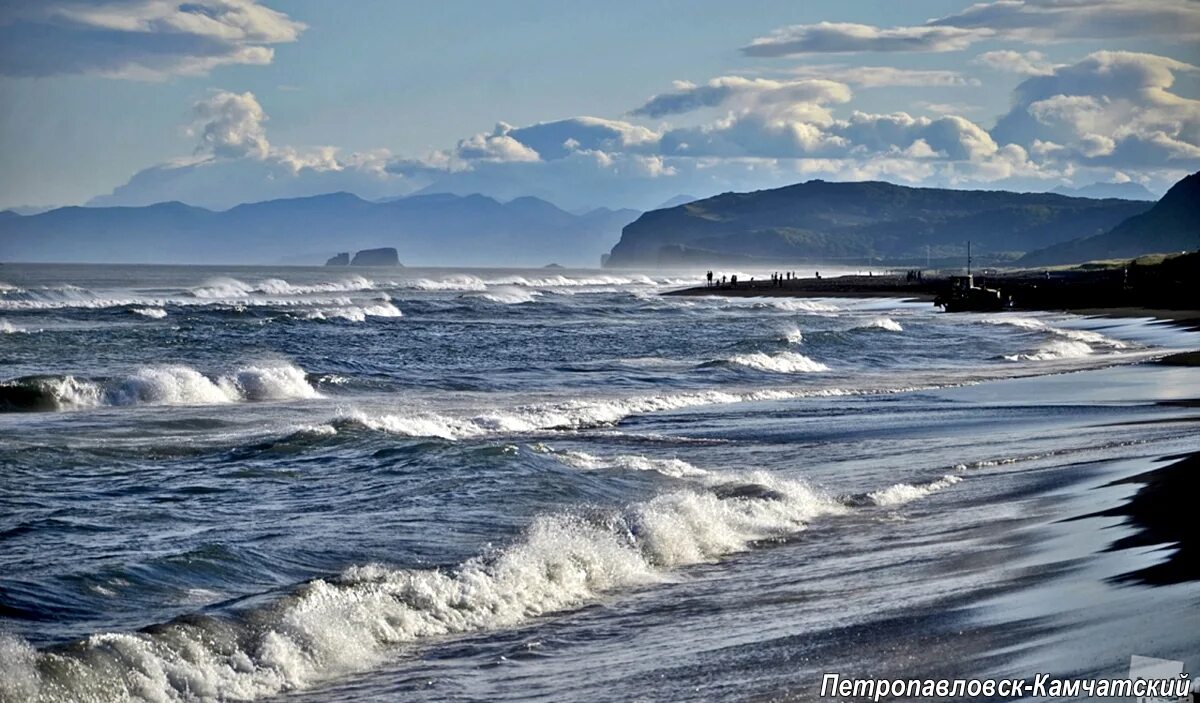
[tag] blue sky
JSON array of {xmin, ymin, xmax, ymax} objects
[{"xmin": 1, "ymin": 0, "xmax": 1198, "ymax": 210}]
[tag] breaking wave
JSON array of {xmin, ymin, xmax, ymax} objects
[
  {"xmin": 778, "ymin": 325, "xmax": 804, "ymax": 345},
  {"xmin": 986, "ymin": 317, "xmax": 1128, "ymax": 348},
  {"xmin": 534, "ymin": 445, "xmax": 710, "ymax": 478},
  {"xmin": 191, "ymin": 276, "xmax": 377, "ymax": 298},
  {"xmin": 0, "ymin": 473, "xmax": 840, "ymax": 702},
  {"xmin": 467, "ymin": 287, "xmax": 540, "ymax": 305},
  {"xmin": 301, "ymin": 302, "xmax": 403, "ymax": 322},
  {"xmin": 0, "ymin": 362, "xmax": 320, "ymax": 412},
  {"xmin": 132, "ymin": 307, "xmax": 168, "ymax": 319},
  {"xmin": 337, "ymin": 388, "xmax": 834, "ymax": 440},
  {"xmin": 1004, "ymin": 340, "xmax": 1094, "ymax": 362},
  {"xmin": 867, "ymin": 474, "xmax": 962, "ymax": 506},
  {"xmin": 1, "ymin": 319, "xmax": 28, "ymax": 334},
  {"xmin": 723, "ymin": 351, "xmax": 830, "ymax": 374},
  {"xmin": 862, "ymin": 317, "xmax": 903, "ymax": 332}
]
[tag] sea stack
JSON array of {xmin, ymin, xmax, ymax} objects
[
  {"xmin": 350, "ymin": 247, "xmax": 402, "ymax": 266},
  {"xmin": 325, "ymin": 252, "xmax": 350, "ymax": 266}
]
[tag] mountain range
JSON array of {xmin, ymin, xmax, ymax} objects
[
  {"xmin": 1048, "ymin": 181, "xmax": 1156, "ymax": 201},
  {"xmin": 0, "ymin": 192, "xmax": 639, "ymax": 267},
  {"xmin": 604, "ymin": 179, "xmax": 1154, "ymax": 267}
]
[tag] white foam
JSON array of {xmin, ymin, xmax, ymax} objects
[
  {"xmin": 304, "ymin": 302, "xmax": 403, "ymax": 322},
  {"xmin": 132, "ymin": 307, "xmax": 168, "ymax": 319},
  {"xmin": 191, "ymin": 277, "xmax": 255, "ymax": 299},
  {"xmin": 0, "ymin": 473, "xmax": 840, "ymax": 701},
  {"xmin": 748, "ymin": 299, "xmax": 839, "ymax": 313},
  {"xmin": 399, "ymin": 275, "xmax": 488, "ymax": 291},
  {"xmin": 469, "ymin": 287, "xmax": 540, "ymax": 305},
  {"xmin": 1, "ymin": 319, "xmax": 27, "ymax": 333},
  {"xmin": 536, "ymin": 446, "xmax": 709, "ymax": 478},
  {"xmin": 985, "ymin": 316, "xmax": 1128, "ymax": 350},
  {"xmin": 864, "ymin": 317, "xmax": 903, "ymax": 332},
  {"xmin": 779, "ymin": 325, "xmax": 804, "ymax": 345},
  {"xmin": 726, "ymin": 351, "xmax": 830, "ymax": 374},
  {"xmin": 868, "ymin": 474, "xmax": 962, "ymax": 506},
  {"xmin": 339, "ymin": 387, "xmax": 845, "ymax": 440},
  {"xmin": 1004, "ymin": 340, "xmax": 1094, "ymax": 361},
  {"xmin": 26, "ymin": 362, "xmax": 320, "ymax": 410}
]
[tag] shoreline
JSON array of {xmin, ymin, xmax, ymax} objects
[{"xmin": 664, "ymin": 274, "xmax": 1200, "ymax": 330}]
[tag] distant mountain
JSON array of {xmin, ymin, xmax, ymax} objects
[
  {"xmin": 656, "ymin": 194, "xmax": 700, "ymax": 209},
  {"xmin": 1050, "ymin": 182, "xmax": 1156, "ymax": 201},
  {"xmin": 604, "ymin": 179, "xmax": 1151, "ymax": 267},
  {"xmin": 0, "ymin": 192, "xmax": 641, "ymax": 266},
  {"xmin": 1020, "ymin": 171, "xmax": 1199, "ymax": 266}
]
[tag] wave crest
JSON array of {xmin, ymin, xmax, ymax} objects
[
  {"xmin": 724, "ymin": 351, "xmax": 829, "ymax": 374},
  {"xmin": 0, "ymin": 362, "xmax": 319, "ymax": 412},
  {"xmin": 0, "ymin": 474, "xmax": 839, "ymax": 701},
  {"xmin": 868, "ymin": 474, "xmax": 962, "ymax": 506}
]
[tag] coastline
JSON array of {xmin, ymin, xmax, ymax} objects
[{"xmin": 663, "ymin": 274, "xmax": 1200, "ymax": 330}]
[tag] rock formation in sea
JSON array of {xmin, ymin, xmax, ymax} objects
[
  {"xmin": 350, "ymin": 247, "xmax": 402, "ymax": 266},
  {"xmin": 326, "ymin": 252, "xmax": 350, "ymax": 266}
]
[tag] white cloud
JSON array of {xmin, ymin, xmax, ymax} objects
[
  {"xmin": 743, "ymin": 1, "xmax": 1200, "ymax": 58},
  {"xmin": 632, "ymin": 76, "xmax": 851, "ymax": 118},
  {"xmin": 783, "ymin": 65, "xmax": 979, "ymax": 87},
  {"xmin": 928, "ymin": 0, "xmax": 1200, "ymax": 43},
  {"xmin": 973, "ymin": 50, "xmax": 1055, "ymax": 75},
  {"xmin": 741, "ymin": 22, "xmax": 981, "ymax": 56},
  {"xmin": 992, "ymin": 51, "xmax": 1200, "ymax": 169},
  {"xmin": 93, "ymin": 90, "xmax": 404, "ymax": 208},
  {"xmin": 0, "ymin": 0, "xmax": 304, "ymax": 79},
  {"xmin": 455, "ymin": 123, "xmax": 541, "ymax": 163},
  {"xmin": 191, "ymin": 90, "xmax": 270, "ymax": 159}
]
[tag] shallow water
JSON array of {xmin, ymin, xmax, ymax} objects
[{"xmin": 1, "ymin": 264, "xmax": 1198, "ymax": 701}]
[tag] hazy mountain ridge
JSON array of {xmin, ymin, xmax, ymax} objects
[
  {"xmin": 604, "ymin": 179, "xmax": 1152, "ymax": 267},
  {"xmin": 1049, "ymin": 181, "xmax": 1157, "ymax": 201},
  {"xmin": 1020, "ymin": 171, "xmax": 1200, "ymax": 265},
  {"xmin": 0, "ymin": 192, "xmax": 640, "ymax": 266}
]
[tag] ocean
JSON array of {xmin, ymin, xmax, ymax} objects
[{"xmin": 1, "ymin": 264, "xmax": 1197, "ymax": 702}]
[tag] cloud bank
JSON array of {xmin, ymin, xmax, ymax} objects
[
  {"xmin": 0, "ymin": 0, "xmax": 304, "ymax": 79},
  {"xmin": 87, "ymin": 0, "xmax": 1199, "ymax": 211}
]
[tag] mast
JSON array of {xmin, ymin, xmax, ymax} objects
[{"xmin": 967, "ymin": 241, "xmax": 972, "ymax": 277}]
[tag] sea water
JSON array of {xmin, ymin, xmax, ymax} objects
[{"xmin": 1, "ymin": 264, "xmax": 1197, "ymax": 702}]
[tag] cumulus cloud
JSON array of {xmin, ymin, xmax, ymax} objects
[
  {"xmin": 454, "ymin": 123, "xmax": 541, "ymax": 163},
  {"xmin": 633, "ymin": 76, "xmax": 852, "ymax": 119},
  {"xmin": 507, "ymin": 117, "xmax": 661, "ymax": 159},
  {"xmin": 973, "ymin": 50, "xmax": 1056, "ymax": 75},
  {"xmin": 743, "ymin": 1, "xmax": 1200, "ymax": 58},
  {"xmin": 0, "ymin": 0, "xmax": 304, "ymax": 79},
  {"xmin": 93, "ymin": 90, "xmax": 402, "ymax": 209},
  {"xmin": 992, "ymin": 51, "xmax": 1200, "ymax": 169},
  {"xmin": 191, "ymin": 90, "xmax": 270, "ymax": 159}
]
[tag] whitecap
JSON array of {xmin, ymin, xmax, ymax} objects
[
  {"xmin": 863, "ymin": 317, "xmax": 903, "ymax": 332},
  {"xmin": 1003, "ymin": 340, "xmax": 1094, "ymax": 361},
  {"xmin": 868, "ymin": 474, "xmax": 962, "ymax": 506},
  {"xmin": 725, "ymin": 351, "xmax": 829, "ymax": 374}
]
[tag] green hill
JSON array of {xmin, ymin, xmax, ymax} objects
[
  {"xmin": 604, "ymin": 179, "xmax": 1151, "ymax": 267},
  {"xmin": 1019, "ymin": 171, "xmax": 1199, "ymax": 266}
]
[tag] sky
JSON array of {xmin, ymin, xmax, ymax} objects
[{"xmin": 0, "ymin": 0, "xmax": 1198, "ymax": 211}]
